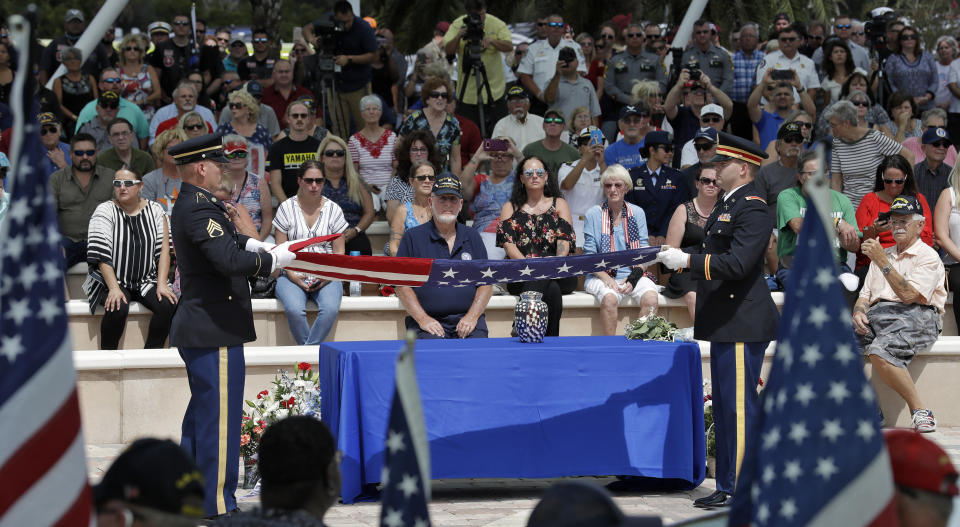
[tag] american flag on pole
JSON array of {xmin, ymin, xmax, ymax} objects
[
  {"xmin": 0, "ymin": 10, "xmax": 93, "ymax": 526},
  {"xmin": 726, "ymin": 191, "xmax": 897, "ymax": 526},
  {"xmin": 379, "ymin": 333, "xmax": 432, "ymax": 527},
  {"xmin": 288, "ymin": 243, "xmax": 661, "ymax": 287}
]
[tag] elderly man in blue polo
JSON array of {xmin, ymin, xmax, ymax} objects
[
  {"xmin": 396, "ymin": 174, "xmax": 493, "ymax": 339},
  {"xmin": 853, "ymin": 195, "xmax": 946, "ymax": 433}
]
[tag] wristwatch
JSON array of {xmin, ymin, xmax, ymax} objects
[
  {"xmin": 354, "ymin": 225, "xmax": 364, "ymax": 234},
  {"xmin": 881, "ymin": 264, "xmax": 892, "ymax": 275}
]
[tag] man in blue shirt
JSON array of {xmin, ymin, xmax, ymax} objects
[
  {"xmin": 604, "ymin": 103, "xmax": 650, "ymax": 170},
  {"xmin": 396, "ymin": 174, "xmax": 492, "ymax": 339}
]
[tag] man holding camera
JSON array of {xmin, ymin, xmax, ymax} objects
[
  {"xmin": 302, "ymin": 0, "xmax": 378, "ymax": 139},
  {"xmin": 681, "ymin": 20, "xmax": 734, "ymax": 95},
  {"xmin": 442, "ymin": 0, "xmax": 513, "ymax": 135},
  {"xmin": 518, "ymin": 14, "xmax": 586, "ymax": 117},
  {"xmin": 545, "ymin": 46, "xmax": 601, "ymax": 128},
  {"xmin": 754, "ymin": 23, "xmax": 820, "ymax": 100}
]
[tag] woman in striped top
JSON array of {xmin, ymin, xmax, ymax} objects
[{"xmin": 84, "ymin": 167, "xmax": 177, "ymax": 349}]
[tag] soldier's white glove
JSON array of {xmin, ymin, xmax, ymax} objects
[
  {"xmin": 659, "ymin": 248, "xmax": 690, "ymax": 270},
  {"xmin": 269, "ymin": 241, "xmax": 297, "ymax": 271},
  {"xmin": 245, "ymin": 238, "xmax": 273, "ymax": 253}
]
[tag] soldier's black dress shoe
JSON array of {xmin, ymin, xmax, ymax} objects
[{"xmin": 693, "ymin": 490, "xmax": 732, "ymax": 508}]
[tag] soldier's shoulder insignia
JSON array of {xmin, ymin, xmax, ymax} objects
[
  {"xmin": 207, "ymin": 219, "xmax": 224, "ymax": 238},
  {"xmin": 745, "ymin": 196, "xmax": 767, "ymax": 204},
  {"xmin": 196, "ymin": 192, "xmax": 209, "ymax": 203}
]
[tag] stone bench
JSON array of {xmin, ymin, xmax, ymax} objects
[{"xmin": 75, "ymin": 338, "xmax": 960, "ymax": 444}]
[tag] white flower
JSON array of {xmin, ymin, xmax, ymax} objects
[
  {"xmin": 704, "ymin": 400, "xmax": 713, "ymax": 408},
  {"xmin": 275, "ymin": 408, "xmax": 289, "ymax": 420}
]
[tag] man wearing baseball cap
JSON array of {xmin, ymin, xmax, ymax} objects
[
  {"xmin": 168, "ymin": 134, "xmax": 295, "ymax": 517},
  {"xmin": 659, "ymin": 132, "xmax": 778, "ymax": 508},
  {"xmin": 885, "ymin": 430, "xmax": 958, "ymax": 526},
  {"xmin": 604, "ymin": 103, "xmax": 653, "ymax": 170},
  {"xmin": 491, "ymin": 86, "xmax": 545, "ymax": 152},
  {"xmin": 38, "ymin": 8, "xmax": 111, "ymax": 85},
  {"xmin": 679, "ymin": 103, "xmax": 726, "ymax": 168},
  {"xmin": 854, "ymin": 194, "xmax": 946, "ymax": 433},
  {"xmin": 395, "ymin": 174, "xmax": 492, "ymax": 339},
  {"xmin": 914, "ymin": 126, "xmax": 954, "ymax": 209}
]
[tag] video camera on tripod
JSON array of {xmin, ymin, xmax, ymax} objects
[
  {"xmin": 310, "ymin": 14, "xmax": 347, "ymax": 74},
  {"xmin": 463, "ymin": 12, "xmax": 486, "ymax": 64},
  {"xmin": 864, "ymin": 7, "xmax": 896, "ymax": 51}
]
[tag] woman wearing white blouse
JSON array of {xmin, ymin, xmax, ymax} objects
[{"xmin": 273, "ymin": 161, "xmax": 348, "ymax": 345}]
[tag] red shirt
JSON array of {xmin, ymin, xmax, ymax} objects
[
  {"xmin": 855, "ymin": 191, "xmax": 935, "ymax": 269},
  {"xmin": 456, "ymin": 113, "xmax": 481, "ymax": 170},
  {"xmin": 261, "ymin": 84, "xmax": 314, "ymax": 128}
]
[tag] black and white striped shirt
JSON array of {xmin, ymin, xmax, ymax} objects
[
  {"xmin": 831, "ymin": 129, "xmax": 903, "ymax": 210},
  {"xmin": 86, "ymin": 200, "xmax": 168, "ymax": 301}
]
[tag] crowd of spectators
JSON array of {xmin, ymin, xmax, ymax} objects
[{"xmin": 5, "ymin": 3, "xmax": 960, "ymax": 362}]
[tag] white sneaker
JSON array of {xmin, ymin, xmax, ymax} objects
[{"xmin": 912, "ymin": 409, "xmax": 937, "ymax": 433}]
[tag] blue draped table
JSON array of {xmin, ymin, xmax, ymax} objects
[{"xmin": 319, "ymin": 336, "xmax": 706, "ymax": 503}]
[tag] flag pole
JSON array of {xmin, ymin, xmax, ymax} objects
[
  {"xmin": 802, "ymin": 143, "xmax": 841, "ymax": 260},
  {"xmin": 395, "ymin": 329, "xmax": 431, "ymax": 501}
]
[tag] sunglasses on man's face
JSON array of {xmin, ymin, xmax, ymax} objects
[
  {"xmin": 694, "ymin": 142, "xmax": 715, "ymax": 151},
  {"xmin": 172, "ymin": 21, "xmax": 190, "ymax": 26},
  {"xmin": 289, "ymin": 113, "xmax": 310, "ymax": 119},
  {"xmin": 73, "ymin": 149, "xmax": 96, "ymax": 157},
  {"xmin": 544, "ymin": 117, "xmax": 565, "ymax": 124},
  {"xmin": 547, "ymin": 22, "xmax": 564, "ymax": 28},
  {"xmin": 651, "ymin": 45, "xmax": 665, "ymax": 52},
  {"xmin": 931, "ymin": 141, "xmax": 951, "ymax": 148},
  {"xmin": 835, "ymin": 24, "xmax": 851, "ymax": 29},
  {"xmin": 103, "ymin": 77, "xmax": 121, "ymax": 84},
  {"xmin": 253, "ymin": 37, "xmax": 268, "ymax": 43},
  {"xmin": 702, "ymin": 116, "xmax": 722, "ymax": 124},
  {"xmin": 112, "ymin": 179, "xmax": 140, "ymax": 187},
  {"xmin": 627, "ymin": 33, "xmax": 643, "ymax": 39},
  {"xmin": 40, "ymin": 125, "xmax": 59, "ymax": 136}
]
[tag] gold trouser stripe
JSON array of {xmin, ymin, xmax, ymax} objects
[
  {"xmin": 216, "ymin": 346, "xmax": 229, "ymax": 515},
  {"xmin": 734, "ymin": 342, "xmax": 746, "ymax": 480}
]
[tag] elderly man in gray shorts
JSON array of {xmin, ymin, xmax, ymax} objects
[{"xmin": 853, "ymin": 195, "xmax": 945, "ymax": 433}]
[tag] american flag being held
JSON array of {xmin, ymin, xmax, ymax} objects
[
  {"xmin": 0, "ymin": 11, "xmax": 93, "ymax": 526},
  {"xmin": 726, "ymin": 197, "xmax": 897, "ymax": 526}
]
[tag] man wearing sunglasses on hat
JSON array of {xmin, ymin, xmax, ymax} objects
[
  {"xmin": 75, "ymin": 68, "xmax": 151, "ymax": 148},
  {"xmin": 80, "ymin": 92, "xmax": 123, "ymax": 151},
  {"xmin": 681, "ymin": 19, "xmax": 734, "ymax": 94},
  {"xmin": 604, "ymin": 22, "xmax": 667, "ymax": 120},
  {"xmin": 810, "ymin": 15, "xmax": 871, "ymax": 73},
  {"xmin": 50, "ymin": 133, "xmax": 116, "ymax": 268},
  {"xmin": 518, "ymin": 14, "xmax": 586, "ymax": 117},
  {"xmin": 38, "ymin": 112, "xmax": 72, "ymax": 176}
]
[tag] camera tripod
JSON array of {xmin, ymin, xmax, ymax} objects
[{"xmin": 458, "ymin": 53, "xmax": 495, "ymax": 137}]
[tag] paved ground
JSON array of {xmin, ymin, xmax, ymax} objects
[{"xmin": 85, "ymin": 427, "xmax": 960, "ymax": 526}]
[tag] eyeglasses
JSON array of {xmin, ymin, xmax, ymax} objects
[
  {"xmin": 301, "ymin": 177, "xmax": 325, "ymax": 185},
  {"xmin": 225, "ymin": 151, "xmax": 248, "ymax": 159},
  {"xmin": 413, "ymin": 174, "xmax": 436, "ymax": 181},
  {"xmin": 645, "ymin": 33, "xmax": 661, "ymax": 39},
  {"xmin": 109, "ymin": 130, "xmax": 132, "ymax": 137},
  {"xmin": 835, "ymin": 24, "xmax": 851, "ymax": 29},
  {"xmin": 796, "ymin": 122, "xmax": 813, "ymax": 129},
  {"xmin": 931, "ymin": 141, "xmax": 951, "ymax": 148},
  {"xmin": 290, "ymin": 112, "xmax": 310, "ymax": 119},
  {"xmin": 427, "ymin": 91, "xmax": 449, "ymax": 100},
  {"xmin": 103, "ymin": 77, "xmax": 121, "ymax": 83},
  {"xmin": 702, "ymin": 116, "xmax": 723, "ymax": 124},
  {"xmin": 73, "ymin": 149, "xmax": 96, "ymax": 157},
  {"xmin": 901, "ymin": 34, "xmax": 918, "ymax": 41},
  {"xmin": 547, "ymin": 22, "xmax": 564, "ymax": 28},
  {"xmin": 694, "ymin": 142, "xmax": 715, "ymax": 151},
  {"xmin": 523, "ymin": 168, "xmax": 547, "ymax": 179},
  {"xmin": 600, "ymin": 34, "xmax": 615, "ymax": 40},
  {"xmin": 323, "ymin": 149, "xmax": 346, "ymax": 157},
  {"xmin": 229, "ymin": 102, "xmax": 245, "ymax": 109},
  {"xmin": 124, "ymin": 46, "xmax": 141, "ymax": 52},
  {"xmin": 627, "ymin": 33, "xmax": 643, "ymax": 39},
  {"xmin": 778, "ymin": 36, "xmax": 798, "ymax": 42},
  {"xmin": 544, "ymin": 117, "xmax": 565, "ymax": 124},
  {"xmin": 409, "ymin": 146, "xmax": 428, "ymax": 154},
  {"xmin": 40, "ymin": 126, "xmax": 59, "ymax": 136},
  {"xmin": 603, "ymin": 182, "xmax": 625, "ymax": 189},
  {"xmin": 112, "ymin": 179, "xmax": 140, "ymax": 187},
  {"xmin": 883, "ymin": 178, "xmax": 906, "ymax": 185},
  {"xmin": 851, "ymin": 100, "xmax": 870, "ymax": 107},
  {"xmin": 253, "ymin": 37, "xmax": 268, "ymax": 43},
  {"xmin": 172, "ymin": 21, "xmax": 190, "ymax": 26},
  {"xmin": 699, "ymin": 177, "xmax": 718, "ymax": 186}
]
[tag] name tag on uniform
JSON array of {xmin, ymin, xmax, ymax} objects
[{"xmin": 718, "ymin": 213, "xmax": 731, "ymax": 222}]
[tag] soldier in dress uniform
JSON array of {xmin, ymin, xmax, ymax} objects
[
  {"xmin": 168, "ymin": 134, "xmax": 295, "ymax": 518},
  {"xmin": 604, "ymin": 22, "xmax": 668, "ymax": 114},
  {"xmin": 658, "ymin": 132, "xmax": 779, "ymax": 508},
  {"xmin": 624, "ymin": 130, "xmax": 689, "ymax": 244}
]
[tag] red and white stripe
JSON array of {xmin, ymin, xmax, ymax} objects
[
  {"xmin": 288, "ymin": 253, "xmax": 434, "ymax": 286},
  {"xmin": 0, "ymin": 338, "xmax": 93, "ymax": 527},
  {"xmin": 806, "ymin": 449, "xmax": 898, "ymax": 526}
]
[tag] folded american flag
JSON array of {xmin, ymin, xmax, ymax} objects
[{"xmin": 284, "ymin": 237, "xmax": 661, "ymax": 287}]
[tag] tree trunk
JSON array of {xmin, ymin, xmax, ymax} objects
[{"xmin": 249, "ymin": 0, "xmax": 284, "ymax": 50}]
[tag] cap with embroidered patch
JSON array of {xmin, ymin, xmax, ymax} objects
[
  {"xmin": 507, "ymin": 86, "xmax": 529, "ymax": 100},
  {"xmin": 778, "ymin": 121, "xmax": 803, "ymax": 141},
  {"xmin": 432, "ymin": 173, "xmax": 462, "ymax": 198},
  {"xmin": 710, "ymin": 131, "xmax": 768, "ymax": 166},
  {"xmin": 922, "ymin": 126, "xmax": 951, "ymax": 145},
  {"xmin": 888, "ymin": 195, "xmax": 923, "ymax": 216},
  {"xmin": 38, "ymin": 112, "xmax": 61, "ymax": 126},
  {"xmin": 65, "ymin": 9, "xmax": 85, "ymax": 23}
]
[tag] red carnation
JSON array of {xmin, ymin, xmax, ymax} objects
[
  {"xmin": 287, "ymin": 396, "xmax": 296, "ymax": 406},
  {"xmin": 298, "ymin": 362, "xmax": 311, "ymax": 371},
  {"xmin": 280, "ymin": 401, "xmax": 287, "ymax": 409}
]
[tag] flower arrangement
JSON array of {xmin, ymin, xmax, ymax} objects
[
  {"xmin": 625, "ymin": 312, "xmax": 679, "ymax": 341},
  {"xmin": 241, "ymin": 362, "xmax": 322, "ymax": 460}
]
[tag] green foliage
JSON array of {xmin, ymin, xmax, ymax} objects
[
  {"xmin": 625, "ymin": 313, "xmax": 678, "ymax": 341},
  {"xmin": 704, "ymin": 404, "xmax": 716, "ymax": 458}
]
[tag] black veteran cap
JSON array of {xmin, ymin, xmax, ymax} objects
[
  {"xmin": 710, "ymin": 131, "xmax": 768, "ymax": 166},
  {"xmin": 507, "ymin": 86, "xmax": 528, "ymax": 100},
  {"xmin": 432, "ymin": 173, "xmax": 462, "ymax": 198},
  {"xmin": 889, "ymin": 195, "xmax": 923, "ymax": 216},
  {"xmin": 169, "ymin": 134, "xmax": 229, "ymax": 165},
  {"xmin": 778, "ymin": 121, "xmax": 804, "ymax": 141},
  {"xmin": 94, "ymin": 438, "xmax": 205, "ymax": 517}
]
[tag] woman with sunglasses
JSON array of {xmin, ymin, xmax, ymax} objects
[
  {"xmin": 85, "ymin": 166, "xmax": 177, "ymax": 349},
  {"xmin": 384, "ymin": 130, "xmax": 443, "ymax": 220},
  {"xmin": 273, "ymin": 160, "xmax": 347, "ymax": 345},
  {"xmin": 497, "ymin": 156, "xmax": 576, "ymax": 336},
  {"xmin": 317, "ymin": 135, "xmax": 375, "ymax": 255},
  {"xmin": 879, "ymin": 91, "xmax": 923, "ymax": 143},
  {"xmin": 177, "ymin": 111, "xmax": 210, "ymax": 139},
  {"xmin": 820, "ymin": 39, "xmax": 858, "ymax": 106},
  {"xmin": 814, "ymin": 72, "xmax": 889, "ymax": 140},
  {"xmin": 855, "ymin": 154, "xmax": 934, "ymax": 276},
  {"xmin": 53, "ymin": 47, "xmax": 97, "ymax": 130},
  {"xmin": 630, "ymin": 80, "xmax": 671, "ymax": 133},
  {"xmin": 387, "ymin": 160, "xmax": 436, "ymax": 256},
  {"xmin": 220, "ymin": 134, "xmax": 274, "ymax": 241},
  {"xmin": 583, "ymin": 164, "xmax": 658, "ymax": 334},
  {"xmin": 118, "ymin": 34, "xmax": 160, "ymax": 120},
  {"xmin": 397, "ymin": 76, "xmax": 462, "ymax": 176},
  {"xmin": 885, "ymin": 27, "xmax": 938, "ymax": 112},
  {"xmin": 663, "ymin": 165, "xmax": 720, "ymax": 321},
  {"xmin": 218, "ymin": 89, "xmax": 273, "ymax": 153}
]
